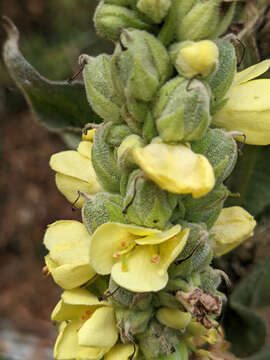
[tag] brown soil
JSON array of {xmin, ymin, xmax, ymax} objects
[{"xmin": 0, "ymin": 110, "xmax": 81, "ymax": 348}]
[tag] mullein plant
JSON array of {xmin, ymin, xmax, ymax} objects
[{"xmin": 3, "ymin": 0, "xmax": 270, "ymax": 359}]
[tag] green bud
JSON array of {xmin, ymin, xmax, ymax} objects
[
  {"xmin": 200, "ymin": 266, "xmax": 222, "ymax": 293},
  {"xmin": 156, "ymin": 343, "xmax": 189, "ymax": 360},
  {"xmin": 82, "ymin": 192, "xmax": 125, "ymax": 234},
  {"xmin": 175, "ymin": 0, "xmax": 221, "ymax": 41},
  {"xmin": 137, "ymin": 320, "xmax": 180, "ymax": 359},
  {"xmin": 94, "ymin": 2, "xmax": 155, "ymax": 42},
  {"xmin": 191, "ymin": 128, "xmax": 238, "ymax": 185},
  {"xmin": 156, "ymin": 307, "xmax": 192, "ymax": 330},
  {"xmin": 92, "ymin": 122, "xmax": 121, "ymax": 192},
  {"xmin": 137, "ymin": 0, "xmax": 172, "ymax": 24},
  {"xmin": 82, "ymin": 54, "xmax": 123, "ymax": 123},
  {"xmin": 154, "ymin": 76, "xmax": 211, "ymax": 142},
  {"xmin": 117, "ymin": 134, "xmax": 146, "ymax": 170},
  {"xmin": 115, "ymin": 307, "xmax": 153, "ymax": 341},
  {"xmin": 209, "ymin": 39, "xmax": 237, "ymax": 115},
  {"xmin": 154, "ymin": 291, "xmax": 181, "ymax": 309},
  {"xmin": 183, "ymin": 184, "xmax": 229, "ymax": 229},
  {"xmin": 175, "ymin": 222, "xmax": 208, "ymax": 261},
  {"xmin": 103, "ymin": 0, "xmax": 137, "ymax": 6},
  {"xmin": 142, "ymin": 111, "xmax": 158, "ymax": 143},
  {"xmin": 169, "ymin": 241, "xmax": 213, "ymax": 278},
  {"xmin": 107, "ymin": 124, "xmax": 133, "ymax": 147},
  {"xmin": 112, "ymin": 29, "xmax": 172, "ymax": 102},
  {"xmin": 166, "ymin": 277, "xmax": 190, "ymax": 292},
  {"xmin": 109, "ymin": 278, "xmax": 152, "ymax": 310},
  {"xmin": 123, "ymin": 169, "xmax": 176, "ymax": 229}
]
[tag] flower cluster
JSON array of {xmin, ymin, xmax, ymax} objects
[{"xmin": 42, "ymin": 1, "xmax": 270, "ymax": 359}]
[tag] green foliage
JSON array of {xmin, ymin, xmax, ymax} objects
[
  {"xmin": 227, "ymin": 145, "xmax": 270, "ymax": 217},
  {"xmin": 224, "ymin": 255, "xmax": 270, "ymax": 357}
]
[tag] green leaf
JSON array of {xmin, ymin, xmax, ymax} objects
[
  {"xmin": 2, "ymin": 16, "xmax": 101, "ymax": 133},
  {"xmin": 224, "ymin": 255, "xmax": 270, "ymax": 357},
  {"xmin": 244, "ymin": 345, "xmax": 270, "ymax": 360},
  {"xmin": 226, "ymin": 145, "xmax": 270, "ymax": 217}
]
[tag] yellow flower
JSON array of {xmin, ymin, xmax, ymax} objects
[
  {"xmin": 89, "ymin": 223, "xmax": 189, "ymax": 292},
  {"xmin": 50, "ymin": 134, "xmax": 101, "ymax": 208},
  {"xmin": 210, "ymin": 206, "xmax": 256, "ymax": 257},
  {"xmin": 52, "ymin": 288, "xmax": 118, "ymax": 360},
  {"xmin": 133, "ymin": 142, "xmax": 215, "ymax": 198},
  {"xmin": 213, "ymin": 59, "xmax": 270, "ymax": 145},
  {"xmin": 44, "ymin": 220, "xmax": 96, "ymax": 289}
]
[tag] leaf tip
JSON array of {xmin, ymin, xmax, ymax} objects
[{"xmin": 2, "ymin": 15, "xmax": 20, "ymax": 42}]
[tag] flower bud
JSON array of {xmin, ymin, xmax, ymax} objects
[
  {"xmin": 94, "ymin": 2, "xmax": 155, "ymax": 42},
  {"xmin": 210, "ymin": 206, "xmax": 256, "ymax": 257},
  {"xmin": 200, "ymin": 266, "xmax": 222, "ymax": 293},
  {"xmin": 183, "ymin": 184, "xmax": 229, "ymax": 229},
  {"xmin": 169, "ymin": 241, "xmax": 213, "ymax": 278},
  {"xmin": 133, "ymin": 142, "xmax": 215, "ymax": 198},
  {"xmin": 153, "ymin": 76, "xmax": 211, "ymax": 142},
  {"xmin": 82, "ymin": 54, "xmax": 123, "ymax": 123},
  {"xmin": 175, "ymin": 222, "xmax": 208, "ymax": 261},
  {"xmin": 191, "ymin": 128, "xmax": 238, "ymax": 185},
  {"xmin": 107, "ymin": 124, "xmax": 133, "ymax": 147},
  {"xmin": 169, "ymin": 40, "xmax": 219, "ymax": 78},
  {"xmin": 82, "ymin": 192, "xmax": 125, "ymax": 234},
  {"xmin": 137, "ymin": 0, "xmax": 172, "ymax": 23},
  {"xmin": 115, "ymin": 307, "xmax": 153, "ymax": 341},
  {"xmin": 156, "ymin": 307, "xmax": 192, "ymax": 330},
  {"xmin": 123, "ymin": 169, "xmax": 176, "ymax": 229},
  {"xmin": 117, "ymin": 134, "xmax": 145, "ymax": 170},
  {"xmin": 209, "ymin": 39, "xmax": 237, "ymax": 115},
  {"xmin": 92, "ymin": 122, "xmax": 121, "ymax": 193},
  {"xmin": 176, "ymin": 0, "xmax": 230, "ymax": 42},
  {"xmin": 155, "ymin": 291, "xmax": 180, "ymax": 309},
  {"xmin": 109, "ymin": 278, "xmax": 152, "ymax": 310},
  {"xmin": 137, "ymin": 320, "xmax": 180, "ymax": 359},
  {"xmin": 112, "ymin": 29, "xmax": 172, "ymax": 102}
]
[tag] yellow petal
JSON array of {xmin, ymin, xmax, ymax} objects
[
  {"xmin": 77, "ymin": 141, "xmax": 92, "ymax": 159},
  {"xmin": 43, "ymin": 222, "xmax": 96, "ymax": 289},
  {"xmin": 82, "ymin": 128, "xmax": 96, "ymax": 142},
  {"xmin": 78, "ymin": 307, "xmax": 118, "ymax": 348},
  {"xmin": 135, "ymin": 224, "xmax": 181, "ymax": 245},
  {"xmin": 49, "ymin": 263, "xmax": 95, "ymax": 290},
  {"xmin": 52, "ymin": 288, "xmax": 107, "ymax": 322},
  {"xmin": 54, "ymin": 320, "xmax": 106, "ymax": 360},
  {"xmin": 50, "ymin": 150, "xmax": 96, "ymax": 183},
  {"xmin": 111, "ymin": 246, "xmax": 168, "ymax": 292},
  {"xmin": 213, "ymin": 79, "xmax": 270, "ymax": 145},
  {"xmin": 159, "ymin": 229, "xmax": 189, "ymax": 270},
  {"xmin": 133, "ymin": 143, "xmax": 215, "ymax": 198},
  {"xmin": 233, "ymin": 59, "xmax": 270, "ymax": 86},
  {"xmin": 89, "ymin": 222, "xmax": 159, "ymax": 275},
  {"xmin": 156, "ymin": 308, "xmax": 192, "ymax": 329},
  {"xmin": 104, "ymin": 344, "xmax": 137, "ymax": 360},
  {"xmin": 44, "ymin": 221, "xmax": 93, "ymax": 265},
  {"xmin": 44, "ymin": 220, "xmax": 87, "ymax": 250},
  {"xmin": 55, "ymin": 173, "xmax": 101, "ymax": 208},
  {"xmin": 211, "ymin": 206, "xmax": 256, "ymax": 256}
]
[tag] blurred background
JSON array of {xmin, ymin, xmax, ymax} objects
[{"xmin": 0, "ymin": 1, "xmax": 111, "ymax": 359}]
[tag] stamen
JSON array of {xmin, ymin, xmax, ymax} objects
[
  {"xmin": 121, "ymin": 254, "xmax": 128, "ymax": 272},
  {"xmin": 121, "ymin": 241, "xmax": 127, "ymax": 247},
  {"xmin": 151, "ymin": 255, "xmax": 160, "ymax": 263},
  {"xmin": 42, "ymin": 266, "xmax": 50, "ymax": 277}
]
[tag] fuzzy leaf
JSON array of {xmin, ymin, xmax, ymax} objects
[
  {"xmin": 224, "ymin": 255, "xmax": 270, "ymax": 357},
  {"xmin": 2, "ymin": 16, "xmax": 101, "ymax": 133},
  {"xmin": 226, "ymin": 145, "xmax": 270, "ymax": 217},
  {"xmin": 244, "ymin": 345, "xmax": 270, "ymax": 360}
]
